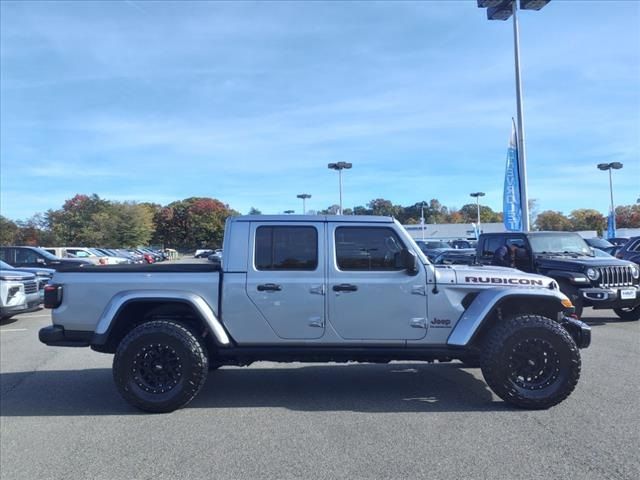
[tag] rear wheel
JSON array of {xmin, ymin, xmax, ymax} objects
[
  {"xmin": 613, "ymin": 305, "xmax": 640, "ymax": 321},
  {"xmin": 113, "ymin": 320, "xmax": 208, "ymax": 413},
  {"xmin": 480, "ymin": 314, "xmax": 581, "ymax": 409}
]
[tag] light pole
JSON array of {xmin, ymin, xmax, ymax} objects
[
  {"xmin": 597, "ymin": 162, "xmax": 623, "ymax": 224},
  {"xmin": 296, "ymin": 194, "xmax": 311, "ymax": 215},
  {"xmin": 420, "ymin": 202, "xmax": 426, "ymax": 241},
  {"xmin": 327, "ymin": 162, "xmax": 352, "ymax": 215},
  {"xmin": 470, "ymin": 192, "xmax": 486, "ymax": 230},
  {"xmin": 476, "ymin": 0, "xmax": 550, "ymax": 231}
]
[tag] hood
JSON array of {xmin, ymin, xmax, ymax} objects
[
  {"xmin": 449, "ymin": 264, "xmax": 555, "ymax": 288},
  {"xmin": 535, "ymin": 254, "xmax": 633, "ymax": 271},
  {"xmin": 47, "ymin": 258, "xmax": 92, "ymax": 269},
  {"xmin": 0, "ymin": 269, "xmax": 37, "ymax": 282},
  {"xmin": 11, "ymin": 267, "xmax": 55, "ymax": 277}
]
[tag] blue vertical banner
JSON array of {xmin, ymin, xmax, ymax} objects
[
  {"xmin": 503, "ymin": 119, "xmax": 523, "ymax": 231},
  {"xmin": 607, "ymin": 210, "xmax": 616, "ymax": 239}
]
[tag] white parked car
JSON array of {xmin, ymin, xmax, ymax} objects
[{"xmin": 44, "ymin": 247, "xmax": 131, "ymax": 265}]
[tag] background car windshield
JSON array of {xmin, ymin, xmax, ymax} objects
[
  {"xmin": 425, "ymin": 241, "xmax": 449, "ymax": 249},
  {"xmin": 33, "ymin": 248, "xmax": 60, "ymax": 260},
  {"xmin": 528, "ymin": 234, "xmax": 592, "ymax": 255}
]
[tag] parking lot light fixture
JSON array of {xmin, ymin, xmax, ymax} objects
[
  {"xmin": 597, "ymin": 162, "xmax": 623, "ymax": 218},
  {"xmin": 470, "ymin": 192, "xmax": 486, "ymax": 229},
  {"xmin": 327, "ymin": 162, "xmax": 352, "ymax": 215},
  {"xmin": 476, "ymin": 0, "xmax": 550, "ymax": 231},
  {"xmin": 296, "ymin": 194, "xmax": 311, "ymax": 215}
]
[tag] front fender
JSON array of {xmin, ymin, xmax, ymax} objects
[
  {"xmin": 93, "ymin": 290, "xmax": 231, "ymax": 346},
  {"xmin": 543, "ymin": 269, "xmax": 590, "ymax": 286},
  {"xmin": 447, "ymin": 287, "xmax": 567, "ymax": 347}
]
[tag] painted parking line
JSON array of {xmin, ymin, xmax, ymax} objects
[
  {"xmin": 16, "ymin": 313, "xmax": 50, "ymax": 319},
  {"xmin": 0, "ymin": 328, "xmax": 28, "ymax": 333}
]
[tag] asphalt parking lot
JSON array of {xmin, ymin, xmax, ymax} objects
[{"xmin": 1, "ymin": 308, "xmax": 638, "ymax": 480}]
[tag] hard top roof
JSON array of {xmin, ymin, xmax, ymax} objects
[{"xmin": 229, "ymin": 215, "xmax": 395, "ymax": 223}]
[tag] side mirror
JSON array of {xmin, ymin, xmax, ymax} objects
[
  {"xmin": 399, "ymin": 248, "xmax": 419, "ymax": 275},
  {"xmin": 36, "ymin": 257, "xmax": 46, "ymax": 265}
]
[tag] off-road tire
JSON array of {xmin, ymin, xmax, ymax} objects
[
  {"xmin": 613, "ymin": 306, "xmax": 640, "ymax": 321},
  {"xmin": 113, "ymin": 320, "xmax": 208, "ymax": 413},
  {"xmin": 558, "ymin": 282, "xmax": 584, "ymax": 318},
  {"xmin": 480, "ymin": 314, "xmax": 581, "ymax": 409}
]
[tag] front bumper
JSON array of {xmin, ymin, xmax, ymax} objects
[
  {"xmin": 560, "ymin": 316, "xmax": 591, "ymax": 349},
  {"xmin": 39, "ymin": 325, "xmax": 92, "ymax": 347},
  {"xmin": 579, "ymin": 286, "xmax": 640, "ymax": 310},
  {"xmin": 1, "ymin": 301, "xmax": 41, "ymax": 317}
]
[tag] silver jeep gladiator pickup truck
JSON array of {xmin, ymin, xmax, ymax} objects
[{"xmin": 40, "ymin": 215, "xmax": 590, "ymax": 413}]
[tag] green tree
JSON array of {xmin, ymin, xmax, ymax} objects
[
  {"xmin": 458, "ymin": 204, "xmax": 502, "ymax": 224},
  {"xmin": 0, "ymin": 215, "xmax": 19, "ymax": 245},
  {"xmin": 536, "ymin": 211, "xmax": 572, "ymax": 231},
  {"xmin": 248, "ymin": 207, "xmax": 262, "ymax": 215},
  {"xmin": 153, "ymin": 197, "xmax": 239, "ymax": 250},
  {"xmin": 569, "ymin": 209, "xmax": 606, "ymax": 233},
  {"xmin": 48, "ymin": 194, "xmax": 114, "ymax": 245}
]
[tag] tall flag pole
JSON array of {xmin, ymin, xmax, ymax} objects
[
  {"xmin": 503, "ymin": 118, "xmax": 523, "ymax": 231},
  {"xmin": 607, "ymin": 208, "xmax": 616, "ymax": 239}
]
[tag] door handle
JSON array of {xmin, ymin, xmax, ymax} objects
[
  {"xmin": 257, "ymin": 283, "xmax": 282, "ymax": 292},
  {"xmin": 332, "ymin": 284, "xmax": 358, "ymax": 292}
]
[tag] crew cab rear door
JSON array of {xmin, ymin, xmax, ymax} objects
[
  {"xmin": 246, "ymin": 222, "xmax": 325, "ymax": 339},
  {"xmin": 327, "ymin": 223, "xmax": 428, "ymax": 341}
]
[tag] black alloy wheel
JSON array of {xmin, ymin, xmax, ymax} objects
[
  {"xmin": 481, "ymin": 314, "xmax": 581, "ymax": 409},
  {"xmin": 113, "ymin": 320, "xmax": 208, "ymax": 413}
]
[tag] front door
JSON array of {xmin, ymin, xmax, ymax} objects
[
  {"xmin": 246, "ymin": 222, "xmax": 325, "ymax": 339},
  {"xmin": 327, "ymin": 223, "xmax": 428, "ymax": 341}
]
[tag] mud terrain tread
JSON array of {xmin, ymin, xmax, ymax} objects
[{"xmin": 480, "ymin": 314, "xmax": 581, "ymax": 409}]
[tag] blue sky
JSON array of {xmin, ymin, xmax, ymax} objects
[{"xmin": 1, "ymin": 0, "xmax": 638, "ymax": 220}]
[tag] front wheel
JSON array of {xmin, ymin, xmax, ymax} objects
[
  {"xmin": 480, "ymin": 314, "xmax": 581, "ymax": 409},
  {"xmin": 113, "ymin": 320, "xmax": 209, "ymax": 413},
  {"xmin": 613, "ymin": 305, "xmax": 640, "ymax": 321}
]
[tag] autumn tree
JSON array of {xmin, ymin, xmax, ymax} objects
[
  {"xmin": 615, "ymin": 204, "xmax": 640, "ymax": 228},
  {"xmin": 0, "ymin": 215, "xmax": 19, "ymax": 245},
  {"xmin": 536, "ymin": 211, "xmax": 572, "ymax": 231},
  {"xmin": 153, "ymin": 197, "xmax": 239, "ymax": 249},
  {"xmin": 569, "ymin": 209, "xmax": 606, "ymax": 233}
]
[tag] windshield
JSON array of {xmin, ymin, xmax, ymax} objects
[
  {"xmin": 529, "ymin": 233, "xmax": 593, "ymax": 256},
  {"xmin": 0, "ymin": 260, "xmax": 14, "ymax": 269}
]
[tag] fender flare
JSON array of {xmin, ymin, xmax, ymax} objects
[
  {"xmin": 447, "ymin": 287, "xmax": 567, "ymax": 347},
  {"xmin": 92, "ymin": 290, "xmax": 231, "ymax": 346}
]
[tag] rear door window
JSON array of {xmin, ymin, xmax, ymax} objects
[{"xmin": 255, "ymin": 226, "xmax": 318, "ymax": 271}]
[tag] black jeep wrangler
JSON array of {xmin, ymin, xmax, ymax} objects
[{"xmin": 476, "ymin": 232, "xmax": 640, "ymax": 320}]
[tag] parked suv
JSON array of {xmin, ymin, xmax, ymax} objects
[
  {"xmin": 476, "ymin": 232, "xmax": 640, "ymax": 320},
  {"xmin": 0, "ymin": 246, "xmax": 92, "ymax": 270},
  {"xmin": 616, "ymin": 236, "xmax": 640, "ymax": 265},
  {"xmin": 0, "ymin": 268, "xmax": 41, "ymax": 320}
]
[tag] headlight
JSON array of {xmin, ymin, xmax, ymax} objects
[
  {"xmin": 586, "ymin": 268, "xmax": 599, "ymax": 281},
  {"xmin": 631, "ymin": 265, "xmax": 640, "ymax": 279}
]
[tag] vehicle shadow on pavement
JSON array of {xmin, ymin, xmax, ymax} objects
[
  {"xmin": 0, "ymin": 363, "xmax": 515, "ymax": 416},
  {"xmin": 581, "ymin": 316, "xmax": 631, "ymax": 327}
]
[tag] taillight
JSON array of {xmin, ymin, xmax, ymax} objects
[
  {"xmin": 99, "ymin": 258, "xmax": 108, "ymax": 265},
  {"xmin": 44, "ymin": 284, "xmax": 63, "ymax": 309}
]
